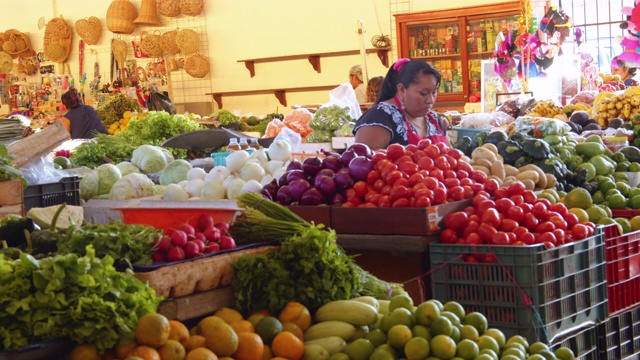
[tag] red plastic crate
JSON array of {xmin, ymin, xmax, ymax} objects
[
  {"xmin": 603, "ymin": 224, "xmax": 640, "ymax": 315},
  {"xmin": 610, "ymin": 209, "xmax": 640, "ymax": 218}
]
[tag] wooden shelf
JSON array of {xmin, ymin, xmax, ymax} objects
[
  {"xmin": 238, "ymin": 48, "xmax": 390, "ymax": 77},
  {"xmin": 411, "ymin": 53, "xmax": 462, "ymax": 60},
  {"xmin": 206, "ymin": 85, "xmax": 338, "ymax": 109}
]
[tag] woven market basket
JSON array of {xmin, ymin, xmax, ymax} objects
[
  {"xmin": 175, "ymin": 28, "xmax": 199, "ymax": 55},
  {"xmin": 75, "ymin": 16, "xmax": 102, "ymax": 45},
  {"xmin": 184, "ymin": 53, "xmax": 209, "ymax": 78},
  {"xmin": 159, "ymin": 29, "xmax": 180, "ymax": 55},
  {"xmin": 134, "ymin": 0, "xmax": 162, "ymax": 25},
  {"xmin": 179, "ymin": 0, "xmax": 204, "ymax": 16},
  {"xmin": 111, "ymin": 38, "xmax": 128, "ymax": 69},
  {"xmin": 43, "ymin": 17, "xmax": 72, "ymax": 62},
  {"xmin": 0, "ymin": 51, "xmax": 13, "ymax": 74},
  {"xmin": 2, "ymin": 29, "xmax": 33, "ymax": 58},
  {"xmin": 106, "ymin": 0, "xmax": 138, "ymax": 34},
  {"xmin": 158, "ymin": 0, "xmax": 180, "ymax": 17},
  {"xmin": 140, "ymin": 31, "xmax": 163, "ymax": 58}
]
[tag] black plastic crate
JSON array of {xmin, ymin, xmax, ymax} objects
[
  {"xmin": 429, "ymin": 230, "xmax": 608, "ymax": 344},
  {"xmin": 550, "ymin": 325, "xmax": 599, "ymax": 360},
  {"xmin": 597, "ymin": 305, "xmax": 640, "ymax": 360},
  {"xmin": 23, "ymin": 177, "xmax": 80, "ymax": 213}
]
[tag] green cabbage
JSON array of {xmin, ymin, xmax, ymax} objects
[
  {"xmin": 116, "ymin": 161, "xmax": 141, "ymax": 176},
  {"xmin": 96, "ymin": 163, "xmax": 122, "ymax": 195},
  {"xmin": 159, "ymin": 159, "xmax": 192, "ymax": 186},
  {"xmin": 79, "ymin": 171, "xmax": 99, "ymax": 201},
  {"xmin": 108, "ymin": 173, "xmax": 157, "ymax": 201},
  {"xmin": 131, "ymin": 145, "xmax": 171, "ymax": 173}
]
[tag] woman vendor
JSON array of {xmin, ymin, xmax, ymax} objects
[
  {"xmin": 353, "ymin": 58, "xmax": 448, "ymax": 150},
  {"xmin": 59, "ymin": 88, "xmax": 107, "ymax": 139}
]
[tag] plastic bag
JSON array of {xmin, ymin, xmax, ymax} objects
[
  {"xmin": 274, "ymin": 126, "xmax": 302, "ymax": 152},
  {"xmin": 515, "ymin": 116, "xmax": 571, "ymax": 137},
  {"xmin": 147, "ymin": 91, "xmax": 176, "ymax": 114},
  {"xmin": 20, "ymin": 153, "xmax": 72, "ymax": 186},
  {"xmin": 328, "ymin": 83, "xmax": 362, "ymax": 120}
]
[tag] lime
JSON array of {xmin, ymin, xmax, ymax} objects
[
  {"xmin": 375, "ymin": 344, "xmax": 398, "ymax": 359},
  {"xmin": 630, "ymin": 162, "xmax": 640, "ymax": 172},
  {"xmin": 481, "ymin": 328, "xmax": 505, "ymax": 348},
  {"xmin": 450, "ymin": 325, "xmax": 460, "ymax": 343},
  {"xmin": 537, "ymin": 192, "xmax": 556, "ymax": 205},
  {"xmin": 476, "ymin": 335, "xmax": 500, "ymax": 355},
  {"xmin": 459, "ymin": 325, "xmax": 479, "ymax": 341},
  {"xmin": 536, "ymin": 349, "xmax": 557, "ymax": 360},
  {"xmin": 389, "ymin": 294, "xmax": 414, "ymax": 312},
  {"xmin": 478, "ymin": 348, "xmax": 499, "ymax": 360},
  {"xmin": 366, "ymin": 329, "xmax": 387, "ymax": 348},
  {"xmin": 387, "ymin": 324, "xmax": 413, "ymax": 349},
  {"xmin": 403, "ymin": 336, "xmax": 430, "ymax": 360},
  {"xmin": 599, "ymin": 180, "xmax": 617, "ymax": 196},
  {"xmin": 631, "ymin": 216, "xmax": 640, "ymax": 231},
  {"xmin": 615, "ymin": 217, "xmax": 632, "ymax": 234},
  {"xmin": 586, "ymin": 205, "xmax": 608, "ymax": 223},
  {"xmin": 381, "ymin": 307, "xmax": 415, "ymax": 332},
  {"xmin": 568, "ymin": 208, "xmax": 590, "ymax": 223},
  {"xmin": 630, "ymin": 195, "xmax": 640, "ymax": 209},
  {"xmin": 443, "ymin": 301, "xmax": 466, "ymax": 322},
  {"xmin": 605, "ymin": 188, "xmax": 622, "ymax": 198},
  {"xmin": 414, "ymin": 301, "xmax": 441, "ymax": 327},
  {"xmin": 608, "ymin": 193, "xmax": 628, "ymax": 209},
  {"xmin": 430, "ymin": 335, "xmax": 457, "ymax": 360},
  {"xmin": 463, "ymin": 312, "xmax": 487, "ymax": 334},
  {"xmin": 430, "ymin": 316, "xmax": 453, "ymax": 337},
  {"xmin": 501, "ymin": 347, "xmax": 526, "ymax": 359},
  {"xmin": 411, "ymin": 325, "xmax": 431, "ymax": 341},
  {"xmin": 503, "ymin": 341, "xmax": 527, "ymax": 355},
  {"xmin": 440, "ymin": 311, "xmax": 462, "ymax": 327},
  {"xmin": 526, "ymin": 354, "xmax": 546, "ymax": 360},
  {"xmin": 554, "ymin": 346, "xmax": 576, "ymax": 360},
  {"xmin": 506, "ymin": 335, "xmax": 530, "ymax": 352},
  {"xmin": 345, "ymin": 338, "xmax": 375, "ymax": 360},
  {"xmin": 564, "ymin": 188, "xmax": 593, "ymax": 209},
  {"xmin": 426, "ymin": 299, "xmax": 444, "ymax": 312},
  {"xmin": 630, "ymin": 188, "xmax": 640, "ymax": 199},
  {"xmin": 592, "ymin": 191, "xmax": 605, "ymax": 205},
  {"xmin": 455, "ymin": 339, "xmax": 478, "ymax": 360},
  {"xmin": 370, "ymin": 347, "xmax": 397, "ymax": 360},
  {"xmin": 501, "ymin": 356, "xmax": 522, "ymax": 360},
  {"xmin": 328, "ymin": 353, "xmax": 351, "ymax": 360},
  {"xmin": 474, "ymin": 355, "xmax": 494, "ymax": 360},
  {"xmin": 254, "ymin": 316, "xmax": 282, "ymax": 344}
]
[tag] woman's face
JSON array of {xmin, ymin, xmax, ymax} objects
[
  {"xmin": 612, "ymin": 65, "xmax": 629, "ymax": 79},
  {"xmin": 398, "ymin": 72, "xmax": 439, "ymax": 117}
]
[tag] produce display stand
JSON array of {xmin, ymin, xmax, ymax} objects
[
  {"xmin": 157, "ymin": 287, "xmax": 234, "ymax": 321},
  {"xmin": 602, "ymin": 224, "xmax": 640, "ymax": 316},
  {"xmin": 23, "ymin": 176, "xmax": 80, "ymax": 213},
  {"xmin": 0, "ymin": 338, "xmax": 74, "ymax": 360},
  {"xmin": 596, "ymin": 304, "xmax": 640, "ymax": 360},
  {"xmin": 0, "ymin": 179, "xmax": 24, "ymax": 217}
]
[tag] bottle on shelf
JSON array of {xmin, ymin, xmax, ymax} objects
[
  {"xmin": 239, "ymin": 137, "xmax": 249, "ymax": 150},
  {"xmin": 227, "ymin": 138, "xmax": 241, "ymax": 151},
  {"xmin": 249, "ymin": 138, "xmax": 262, "ymax": 150}
]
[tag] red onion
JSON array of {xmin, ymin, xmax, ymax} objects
[
  {"xmin": 288, "ymin": 178, "xmax": 311, "ymax": 201},
  {"xmin": 329, "ymin": 192, "xmax": 346, "ymax": 205},
  {"xmin": 276, "ymin": 185, "xmax": 293, "ymax": 205},
  {"xmin": 348, "ymin": 156, "xmax": 375, "ymax": 182},
  {"xmin": 335, "ymin": 170, "xmax": 354, "ymax": 190},
  {"xmin": 347, "ymin": 143, "xmax": 373, "ymax": 158},
  {"xmin": 316, "ymin": 168, "xmax": 336, "ymax": 180},
  {"xmin": 300, "ymin": 187, "xmax": 326, "ymax": 206},
  {"xmin": 286, "ymin": 169, "xmax": 307, "ymax": 183},
  {"xmin": 340, "ymin": 149, "xmax": 358, "ymax": 167},
  {"xmin": 314, "ymin": 175, "xmax": 337, "ymax": 196},
  {"xmin": 286, "ymin": 160, "xmax": 303, "ymax": 172},
  {"xmin": 302, "ymin": 156, "xmax": 323, "ymax": 176}
]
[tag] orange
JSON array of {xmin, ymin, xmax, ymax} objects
[
  {"xmin": 278, "ymin": 301, "xmax": 312, "ymax": 331},
  {"xmin": 214, "ymin": 307, "xmax": 244, "ymax": 324},
  {"xmin": 234, "ymin": 332, "xmax": 265, "ymax": 360},
  {"xmin": 231, "ymin": 320, "xmax": 255, "ymax": 334},
  {"xmin": 135, "ymin": 313, "xmax": 171, "ymax": 348},
  {"xmin": 70, "ymin": 343, "xmax": 101, "ymax": 360},
  {"xmin": 247, "ymin": 314, "xmax": 266, "ymax": 329},
  {"xmin": 282, "ymin": 322, "xmax": 304, "ymax": 341},
  {"xmin": 271, "ymin": 331, "xmax": 304, "ymax": 360},
  {"xmin": 169, "ymin": 320, "xmax": 191, "ymax": 347},
  {"xmin": 196, "ymin": 316, "xmax": 225, "ymax": 336},
  {"xmin": 186, "ymin": 335, "xmax": 207, "ymax": 352},
  {"xmin": 203, "ymin": 322, "xmax": 239, "ymax": 356},
  {"xmin": 260, "ymin": 345, "xmax": 272, "ymax": 360},
  {"xmin": 128, "ymin": 345, "xmax": 161, "ymax": 360},
  {"xmin": 115, "ymin": 341, "xmax": 139, "ymax": 359},
  {"xmin": 185, "ymin": 347, "xmax": 218, "ymax": 360},
  {"xmin": 157, "ymin": 340, "xmax": 186, "ymax": 360}
]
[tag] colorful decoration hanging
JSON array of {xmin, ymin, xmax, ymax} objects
[{"xmin": 617, "ymin": 0, "xmax": 640, "ymax": 68}]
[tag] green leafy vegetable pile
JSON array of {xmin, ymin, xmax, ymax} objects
[
  {"xmin": 230, "ymin": 192, "xmax": 405, "ymax": 314},
  {"xmin": 57, "ymin": 222, "xmax": 163, "ymax": 266},
  {"xmin": 0, "ymin": 247, "xmax": 161, "ymax": 352},
  {"xmin": 0, "ymin": 143, "xmax": 26, "ymax": 187},
  {"xmin": 211, "ymin": 109, "xmax": 240, "ymax": 126},
  {"xmin": 70, "ymin": 134, "xmax": 137, "ymax": 168},
  {"xmin": 96, "ymin": 93, "xmax": 142, "ymax": 127},
  {"xmin": 306, "ymin": 105, "xmax": 354, "ymax": 143}
]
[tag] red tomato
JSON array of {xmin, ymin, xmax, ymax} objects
[
  {"xmin": 462, "ymin": 185, "xmax": 475, "ymax": 199},
  {"xmin": 411, "ymin": 150, "xmax": 428, "ymax": 163},
  {"xmin": 443, "ymin": 178, "xmax": 461, "ymax": 189},
  {"xmin": 353, "ymin": 181, "xmax": 369, "ymax": 198},
  {"xmin": 390, "ymin": 185, "xmax": 409, "ymax": 202},
  {"xmin": 535, "ymin": 221, "xmax": 556, "ymax": 233},
  {"xmin": 520, "ymin": 232, "xmax": 536, "ymax": 245},
  {"xmin": 462, "ymin": 220, "xmax": 480, "ymax": 238},
  {"xmin": 393, "ymin": 177, "xmax": 410, "ymax": 188},
  {"xmin": 538, "ymin": 232, "xmax": 557, "ymax": 245},
  {"xmin": 414, "ymin": 195, "xmax": 431, "ymax": 207},
  {"xmin": 429, "ymin": 169, "xmax": 445, "ymax": 183},
  {"xmin": 423, "ymin": 176, "xmax": 438, "ymax": 190},
  {"xmin": 424, "ymin": 145, "xmax": 440, "ymax": 159},
  {"xmin": 459, "ymin": 177, "xmax": 472, "ymax": 187},
  {"xmin": 372, "ymin": 178, "xmax": 386, "ymax": 193},
  {"xmin": 481, "ymin": 208, "xmax": 501, "ymax": 228},
  {"xmin": 472, "ymin": 194, "xmax": 490, "ymax": 208},
  {"xmin": 523, "ymin": 213, "xmax": 540, "ymax": 231},
  {"xmin": 447, "ymin": 186, "xmax": 464, "ymax": 201},
  {"xmin": 394, "ymin": 155, "xmax": 414, "ymax": 165},
  {"xmin": 374, "ymin": 159, "xmax": 395, "ymax": 173},
  {"xmin": 384, "ymin": 170, "xmax": 404, "ymax": 186},
  {"xmin": 563, "ymin": 213, "xmax": 579, "ymax": 229},
  {"xmin": 549, "ymin": 203, "xmax": 569, "ymax": 216},
  {"xmin": 571, "ymin": 224, "xmax": 589, "ymax": 240},
  {"xmin": 444, "ymin": 154, "xmax": 458, "ymax": 169},
  {"xmin": 469, "ymin": 214, "xmax": 480, "ymax": 223},
  {"xmin": 531, "ymin": 202, "xmax": 549, "ymax": 219},
  {"xmin": 364, "ymin": 192, "xmax": 381, "ymax": 206},
  {"xmin": 347, "ymin": 196, "xmax": 362, "ymax": 206},
  {"xmin": 404, "ymin": 144, "xmax": 418, "ymax": 154},
  {"xmin": 548, "ymin": 215, "xmax": 567, "ymax": 231},
  {"xmin": 433, "ymin": 187, "xmax": 447, "ymax": 205},
  {"xmin": 371, "ymin": 152, "xmax": 388, "ymax": 164},
  {"xmin": 507, "ymin": 181, "xmax": 526, "ymax": 196},
  {"xmin": 518, "ymin": 203, "xmax": 533, "ymax": 213},
  {"xmin": 380, "ymin": 164, "xmax": 397, "ymax": 179},
  {"xmin": 509, "ymin": 194, "xmax": 524, "ymax": 205},
  {"xmin": 470, "ymin": 183, "xmax": 485, "ymax": 193},
  {"xmin": 381, "ymin": 185, "xmax": 392, "ymax": 196},
  {"xmin": 446, "ymin": 148, "xmax": 463, "ymax": 160},
  {"xmin": 445, "ymin": 211, "xmax": 469, "ymax": 231},
  {"xmin": 537, "ymin": 198, "xmax": 552, "ymax": 209},
  {"xmin": 435, "ymin": 142, "xmax": 449, "ymax": 154},
  {"xmin": 417, "ymin": 138, "xmax": 432, "ymax": 150},
  {"xmin": 470, "ymin": 170, "xmax": 488, "ymax": 184},
  {"xmin": 476, "ymin": 190, "xmax": 491, "ymax": 198},
  {"xmin": 493, "ymin": 188, "xmax": 509, "ymax": 200},
  {"xmin": 491, "ymin": 231, "xmax": 512, "ymax": 245},
  {"xmin": 476, "ymin": 199, "xmax": 497, "ymax": 215},
  {"xmin": 543, "ymin": 241, "xmax": 556, "ymax": 249},
  {"xmin": 366, "ymin": 170, "xmax": 381, "ymax": 186},
  {"xmin": 463, "ymin": 206, "xmax": 476, "ymax": 215},
  {"xmin": 439, "ymin": 229, "xmax": 458, "ymax": 244},
  {"xmin": 358, "ymin": 202, "xmax": 377, "ymax": 208},
  {"xmin": 456, "ymin": 160, "xmax": 474, "ymax": 174},
  {"xmin": 552, "ymin": 229, "xmax": 565, "ymax": 245},
  {"xmin": 386, "ymin": 144, "xmax": 406, "ymax": 161},
  {"xmin": 378, "ymin": 195, "xmax": 391, "ymax": 207},
  {"xmin": 523, "ymin": 190, "xmax": 538, "ymax": 204},
  {"xmin": 495, "ymin": 198, "xmax": 516, "ymax": 214},
  {"xmin": 443, "ymin": 169, "xmax": 458, "ymax": 179},
  {"xmin": 477, "ymin": 223, "xmax": 498, "ymax": 243},
  {"xmin": 407, "ymin": 173, "xmax": 424, "ymax": 187},
  {"xmin": 483, "ymin": 178, "xmax": 500, "ymax": 194},
  {"xmin": 499, "ymin": 218, "xmax": 518, "ymax": 233},
  {"xmin": 417, "ymin": 156, "xmax": 435, "ymax": 171},
  {"xmin": 396, "ymin": 161, "xmax": 418, "ymax": 176},
  {"xmin": 506, "ymin": 206, "xmax": 525, "ymax": 223},
  {"xmin": 392, "ymin": 197, "xmax": 410, "ymax": 207},
  {"xmin": 512, "ymin": 226, "xmax": 528, "ymax": 238},
  {"xmin": 344, "ymin": 188, "xmax": 357, "ymax": 200},
  {"xmin": 466, "ymin": 233, "xmax": 483, "ymax": 244}
]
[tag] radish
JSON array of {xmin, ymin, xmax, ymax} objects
[
  {"xmin": 184, "ymin": 241, "xmax": 201, "ymax": 259},
  {"xmin": 219, "ymin": 235, "xmax": 236, "ymax": 250},
  {"xmin": 204, "ymin": 242, "xmax": 220, "ymax": 254},
  {"xmin": 155, "ymin": 235, "xmax": 172, "ymax": 252},
  {"xmin": 204, "ymin": 226, "xmax": 221, "ymax": 242},
  {"xmin": 166, "ymin": 247, "xmax": 185, "ymax": 262},
  {"xmin": 176, "ymin": 223, "xmax": 196, "ymax": 236},
  {"xmin": 198, "ymin": 214, "xmax": 215, "ymax": 232},
  {"xmin": 171, "ymin": 230, "xmax": 188, "ymax": 247},
  {"xmin": 152, "ymin": 251, "xmax": 166, "ymax": 263}
]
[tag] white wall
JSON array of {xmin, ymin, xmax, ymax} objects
[{"xmin": 1, "ymin": 0, "xmax": 516, "ymax": 117}]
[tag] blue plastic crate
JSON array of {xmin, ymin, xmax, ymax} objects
[
  {"xmin": 429, "ymin": 230, "xmax": 608, "ymax": 344},
  {"xmin": 453, "ymin": 126, "xmax": 490, "ymax": 141},
  {"xmin": 211, "ymin": 152, "xmax": 231, "ymax": 167}
]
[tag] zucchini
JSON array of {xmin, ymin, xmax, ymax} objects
[
  {"xmin": 350, "ymin": 296, "xmax": 380, "ymax": 311},
  {"xmin": 304, "ymin": 336, "xmax": 347, "ymax": 355},
  {"xmin": 314, "ymin": 300, "xmax": 378, "ymax": 326},
  {"xmin": 304, "ymin": 320, "xmax": 357, "ymax": 341}
]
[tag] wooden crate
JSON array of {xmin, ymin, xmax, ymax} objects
[
  {"xmin": 7, "ymin": 121, "xmax": 70, "ymax": 168},
  {"xmin": 0, "ymin": 204, "xmax": 24, "ymax": 217},
  {"xmin": 134, "ymin": 246, "xmax": 277, "ymax": 298},
  {"xmin": 158, "ymin": 287, "xmax": 234, "ymax": 321},
  {"xmin": 0, "ymin": 180, "xmax": 23, "ymax": 206}
]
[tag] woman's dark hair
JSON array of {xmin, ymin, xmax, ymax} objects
[
  {"xmin": 377, "ymin": 59, "xmax": 442, "ymax": 102},
  {"xmin": 61, "ymin": 88, "xmax": 83, "ymax": 109}
]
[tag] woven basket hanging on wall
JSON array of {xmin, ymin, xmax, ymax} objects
[
  {"xmin": 184, "ymin": 53, "xmax": 209, "ymax": 78},
  {"xmin": 159, "ymin": 29, "xmax": 180, "ymax": 55},
  {"xmin": 75, "ymin": 16, "xmax": 102, "ymax": 45},
  {"xmin": 158, "ymin": 0, "xmax": 180, "ymax": 17},
  {"xmin": 106, "ymin": 0, "xmax": 138, "ymax": 34},
  {"xmin": 134, "ymin": 0, "xmax": 162, "ymax": 25},
  {"xmin": 1, "ymin": 30, "xmax": 34, "ymax": 58},
  {"xmin": 175, "ymin": 28, "xmax": 199, "ymax": 55},
  {"xmin": 43, "ymin": 16, "xmax": 73, "ymax": 63},
  {"xmin": 179, "ymin": 0, "xmax": 204, "ymax": 16},
  {"xmin": 140, "ymin": 31, "xmax": 163, "ymax": 58}
]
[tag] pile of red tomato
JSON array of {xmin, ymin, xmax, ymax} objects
[
  {"xmin": 441, "ymin": 182, "xmax": 596, "ymax": 249},
  {"xmin": 341, "ymin": 139, "xmax": 495, "ymax": 208}
]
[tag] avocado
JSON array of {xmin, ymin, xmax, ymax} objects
[
  {"xmin": 566, "ymin": 121, "xmax": 581, "ymax": 134},
  {"xmin": 608, "ymin": 118, "xmax": 624, "ymax": 129},
  {"xmin": 583, "ymin": 123, "xmax": 601, "ymax": 131},
  {"xmin": 569, "ymin": 111, "xmax": 590, "ymax": 126}
]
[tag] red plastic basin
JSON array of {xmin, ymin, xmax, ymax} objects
[{"xmin": 116, "ymin": 207, "xmax": 242, "ymax": 232}]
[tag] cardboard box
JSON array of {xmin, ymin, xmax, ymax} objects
[
  {"xmin": 288, "ymin": 205, "xmax": 332, "ymax": 227},
  {"xmin": 0, "ymin": 180, "xmax": 23, "ymax": 206},
  {"xmin": 7, "ymin": 122, "xmax": 70, "ymax": 168},
  {"xmin": 330, "ymin": 200, "xmax": 472, "ymax": 235}
]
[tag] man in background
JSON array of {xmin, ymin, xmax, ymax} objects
[{"xmin": 349, "ymin": 65, "xmax": 367, "ymax": 104}]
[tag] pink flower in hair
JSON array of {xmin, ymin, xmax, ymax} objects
[{"xmin": 393, "ymin": 58, "xmax": 411, "ymax": 71}]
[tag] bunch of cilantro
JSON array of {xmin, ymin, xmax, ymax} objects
[{"xmin": 0, "ymin": 247, "xmax": 161, "ymax": 352}]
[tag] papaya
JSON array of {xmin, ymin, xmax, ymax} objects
[
  {"xmin": 584, "ymin": 135, "xmax": 604, "ymax": 144},
  {"xmin": 575, "ymin": 142, "xmax": 606, "ymax": 158},
  {"xmin": 576, "ymin": 163, "xmax": 597, "ymax": 182},
  {"xmin": 589, "ymin": 155, "xmax": 615, "ymax": 176}
]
